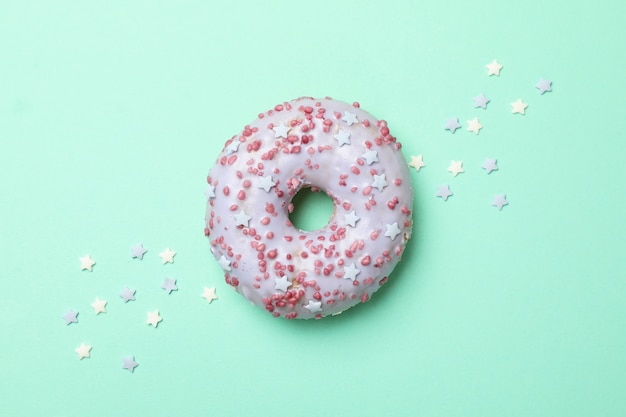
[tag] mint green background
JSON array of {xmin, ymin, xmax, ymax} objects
[{"xmin": 1, "ymin": 1, "xmax": 625, "ymax": 416}]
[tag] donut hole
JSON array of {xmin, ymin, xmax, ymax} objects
[{"xmin": 288, "ymin": 187, "xmax": 334, "ymax": 232}]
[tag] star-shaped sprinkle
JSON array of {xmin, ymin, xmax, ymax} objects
[
  {"xmin": 482, "ymin": 158, "xmax": 498, "ymax": 174},
  {"xmin": 91, "ymin": 297, "xmax": 107, "ymax": 314},
  {"xmin": 345, "ymin": 210, "xmax": 360, "ymax": 228},
  {"xmin": 146, "ymin": 310, "xmax": 163, "ymax": 328},
  {"xmin": 467, "ymin": 117, "xmax": 483, "ymax": 135},
  {"xmin": 361, "ymin": 149, "xmax": 378, "ymax": 165},
  {"xmin": 217, "ymin": 255, "xmax": 232, "ymax": 271},
  {"xmin": 473, "ymin": 93, "xmax": 490, "ymax": 109},
  {"xmin": 511, "ymin": 99, "xmax": 528, "ymax": 115},
  {"xmin": 333, "ymin": 129, "xmax": 351, "ymax": 146},
  {"xmin": 343, "ymin": 263, "xmax": 360, "ymax": 281},
  {"xmin": 303, "ymin": 300, "xmax": 322, "ymax": 314},
  {"xmin": 445, "ymin": 118, "xmax": 461, "ymax": 133},
  {"xmin": 535, "ymin": 78, "xmax": 552, "ymax": 94},
  {"xmin": 131, "ymin": 243, "xmax": 147, "ymax": 260},
  {"xmin": 341, "ymin": 111, "xmax": 358, "ymax": 126},
  {"xmin": 79, "ymin": 254, "xmax": 95, "ymax": 272},
  {"xmin": 75, "ymin": 343, "xmax": 92, "ymax": 360},
  {"xmin": 234, "ymin": 210, "xmax": 251, "ymax": 227},
  {"xmin": 161, "ymin": 278, "xmax": 178, "ymax": 294},
  {"xmin": 486, "ymin": 59, "xmax": 503, "ymax": 76},
  {"xmin": 408, "ymin": 155, "xmax": 426, "ymax": 172},
  {"xmin": 274, "ymin": 276, "xmax": 291, "ymax": 292},
  {"xmin": 258, "ymin": 175, "xmax": 276, "ymax": 192},
  {"xmin": 159, "ymin": 248, "xmax": 176, "ymax": 264},
  {"xmin": 225, "ymin": 140, "xmax": 240, "ymax": 155},
  {"xmin": 201, "ymin": 287, "xmax": 218, "ymax": 303},
  {"xmin": 273, "ymin": 123, "xmax": 291, "ymax": 138},
  {"xmin": 122, "ymin": 356, "xmax": 138, "ymax": 373},
  {"xmin": 492, "ymin": 194, "xmax": 509, "ymax": 210},
  {"xmin": 448, "ymin": 160, "xmax": 464, "ymax": 177},
  {"xmin": 436, "ymin": 185, "xmax": 453, "ymax": 201},
  {"xmin": 204, "ymin": 184, "xmax": 216, "ymax": 200},
  {"xmin": 63, "ymin": 309, "xmax": 78, "ymax": 325},
  {"xmin": 119, "ymin": 287, "xmax": 136, "ymax": 303},
  {"xmin": 385, "ymin": 222, "xmax": 401, "ymax": 240},
  {"xmin": 372, "ymin": 174, "xmax": 388, "ymax": 192}
]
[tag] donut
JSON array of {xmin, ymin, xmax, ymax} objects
[{"xmin": 204, "ymin": 97, "xmax": 414, "ymax": 319}]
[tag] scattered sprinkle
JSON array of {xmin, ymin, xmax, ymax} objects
[
  {"xmin": 408, "ymin": 155, "xmax": 426, "ymax": 172},
  {"xmin": 161, "ymin": 278, "xmax": 178, "ymax": 294},
  {"xmin": 91, "ymin": 297, "xmax": 107, "ymax": 314},
  {"xmin": 217, "ymin": 255, "xmax": 232, "ymax": 271},
  {"xmin": 466, "ymin": 117, "xmax": 483, "ymax": 135},
  {"xmin": 303, "ymin": 300, "xmax": 323, "ymax": 314},
  {"xmin": 234, "ymin": 210, "xmax": 252, "ymax": 227},
  {"xmin": 482, "ymin": 158, "xmax": 498, "ymax": 174},
  {"xmin": 473, "ymin": 93, "xmax": 490, "ymax": 109},
  {"xmin": 79, "ymin": 254, "xmax": 95, "ymax": 272},
  {"xmin": 159, "ymin": 248, "xmax": 176, "ymax": 264},
  {"xmin": 535, "ymin": 78, "xmax": 552, "ymax": 94},
  {"xmin": 119, "ymin": 287, "xmax": 136, "ymax": 303},
  {"xmin": 445, "ymin": 118, "xmax": 461, "ymax": 133},
  {"xmin": 361, "ymin": 149, "xmax": 379, "ymax": 165},
  {"xmin": 225, "ymin": 140, "xmax": 240, "ymax": 155},
  {"xmin": 486, "ymin": 59, "xmax": 503, "ymax": 76},
  {"xmin": 511, "ymin": 99, "xmax": 528, "ymax": 115},
  {"xmin": 333, "ymin": 129, "xmax": 351, "ymax": 146},
  {"xmin": 343, "ymin": 263, "xmax": 361, "ymax": 281},
  {"xmin": 63, "ymin": 309, "xmax": 79, "ymax": 325},
  {"xmin": 204, "ymin": 184, "xmax": 216, "ymax": 201},
  {"xmin": 384, "ymin": 222, "xmax": 401, "ymax": 240},
  {"xmin": 146, "ymin": 310, "xmax": 163, "ymax": 328},
  {"xmin": 257, "ymin": 175, "xmax": 276, "ymax": 192},
  {"xmin": 371, "ymin": 174, "xmax": 388, "ymax": 192},
  {"xmin": 344, "ymin": 210, "xmax": 360, "ymax": 227},
  {"xmin": 274, "ymin": 276, "xmax": 291, "ymax": 292},
  {"xmin": 75, "ymin": 343, "xmax": 92, "ymax": 360},
  {"xmin": 122, "ymin": 356, "xmax": 138, "ymax": 373},
  {"xmin": 201, "ymin": 286, "xmax": 218, "ymax": 303},
  {"xmin": 131, "ymin": 244, "xmax": 147, "ymax": 260},
  {"xmin": 492, "ymin": 194, "xmax": 509, "ymax": 210},
  {"xmin": 436, "ymin": 185, "xmax": 453, "ymax": 201},
  {"xmin": 341, "ymin": 111, "xmax": 358, "ymax": 126},
  {"xmin": 273, "ymin": 123, "xmax": 290, "ymax": 138},
  {"xmin": 448, "ymin": 160, "xmax": 465, "ymax": 177}
]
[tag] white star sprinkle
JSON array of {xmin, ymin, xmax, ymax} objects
[
  {"xmin": 159, "ymin": 248, "xmax": 176, "ymax": 264},
  {"xmin": 75, "ymin": 343, "xmax": 92, "ymax": 360},
  {"xmin": 201, "ymin": 286, "xmax": 218, "ymax": 303},
  {"xmin": 486, "ymin": 59, "xmax": 503, "ymax": 76},
  {"xmin": 79, "ymin": 254, "xmax": 95, "ymax": 272},
  {"xmin": 146, "ymin": 310, "xmax": 163, "ymax": 328},
  {"xmin": 273, "ymin": 123, "xmax": 291, "ymax": 138},
  {"xmin": 408, "ymin": 155, "xmax": 426, "ymax": 172},
  {"xmin": 234, "ymin": 210, "xmax": 251, "ymax": 227},
  {"xmin": 217, "ymin": 255, "xmax": 232, "ymax": 272},
  {"xmin": 482, "ymin": 158, "xmax": 498, "ymax": 174},
  {"xmin": 343, "ymin": 263, "xmax": 360, "ymax": 282},
  {"xmin": 274, "ymin": 276, "xmax": 291, "ymax": 292},
  {"xmin": 204, "ymin": 184, "xmax": 216, "ymax": 200},
  {"xmin": 258, "ymin": 175, "xmax": 276, "ymax": 192},
  {"xmin": 122, "ymin": 356, "xmax": 138, "ymax": 373},
  {"xmin": 345, "ymin": 210, "xmax": 360, "ymax": 227},
  {"xmin": 448, "ymin": 160, "xmax": 464, "ymax": 177},
  {"xmin": 492, "ymin": 194, "xmax": 509, "ymax": 210},
  {"xmin": 91, "ymin": 297, "xmax": 107, "ymax": 315},
  {"xmin": 436, "ymin": 185, "xmax": 453, "ymax": 201},
  {"xmin": 341, "ymin": 111, "xmax": 358, "ymax": 126},
  {"xmin": 225, "ymin": 140, "xmax": 240, "ymax": 155},
  {"xmin": 333, "ymin": 129, "xmax": 351, "ymax": 146},
  {"xmin": 303, "ymin": 300, "xmax": 323, "ymax": 314},
  {"xmin": 385, "ymin": 222, "xmax": 401, "ymax": 240},
  {"xmin": 372, "ymin": 174, "xmax": 388, "ymax": 192},
  {"xmin": 511, "ymin": 99, "xmax": 528, "ymax": 115},
  {"xmin": 361, "ymin": 149, "xmax": 378, "ymax": 165},
  {"xmin": 131, "ymin": 243, "xmax": 147, "ymax": 260},
  {"xmin": 467, "ymin": 117, "xmax": 483, "ymax": 134}
]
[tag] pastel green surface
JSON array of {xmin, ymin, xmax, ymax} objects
[{"xmin": 1, "ymin": 0, "xmax": 625, "ymax": 416}]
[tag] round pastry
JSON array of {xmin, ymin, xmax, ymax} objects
[{"xmin": 204, "ymin": 97, "xmax": 413, "ymax": 319}]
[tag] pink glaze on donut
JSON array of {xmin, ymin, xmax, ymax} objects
[{"xmin": 205, "ymin": 97, "xmax": 413, "ymax": 319}]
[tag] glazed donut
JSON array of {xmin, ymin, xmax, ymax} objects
[{"xmin": 204, "ymin": 97, "xmax": 413, "ymax": 319}]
